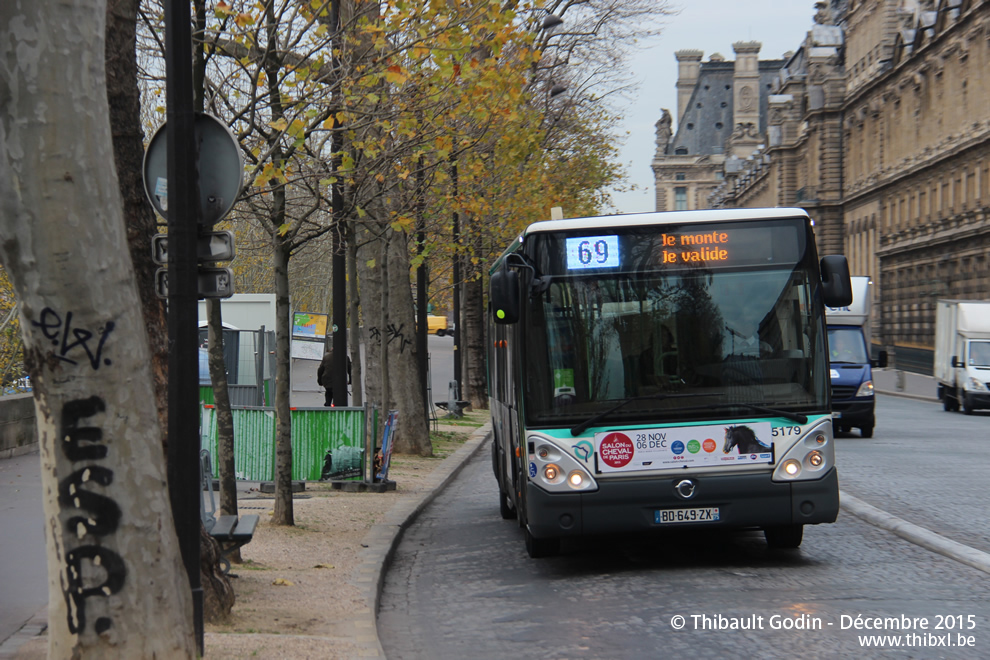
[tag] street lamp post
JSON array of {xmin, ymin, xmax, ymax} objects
[
  {"xmin": 330, "ymin": 0, "xmax": 347, "ymax": 406},
  {"xmin": 451, "ymin": 159, "xmax": 461, "ymax": 390},
  {"xmin": 541, "ymin": 14, "xmax": 563, "ymax": 30},
  {"xmin": 530, "ymin": 15, "xmax": 567, "ymax": 103}
]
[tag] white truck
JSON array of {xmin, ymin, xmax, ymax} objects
[
  {"xmin": 825, "ymin": 276, "xmax": 887, "ymax": 437},
  {"xmin": 935, "ymin": 299, "xmax": 990, "ymax": 414}
]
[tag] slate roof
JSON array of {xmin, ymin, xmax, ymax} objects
[{"xmin": 667, "ymin": 58, "xmax": 787, "ymax": 157}]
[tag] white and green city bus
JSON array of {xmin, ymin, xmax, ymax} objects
[{"xmin": 488, "ymin": 208, "xmax": 852, "ymax": 558}]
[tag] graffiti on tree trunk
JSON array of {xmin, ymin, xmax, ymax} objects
[
  {"xmin": 367, "ymin": 323, "xmax": 413, "ymax": 354},
  {"xmin": 57, "ymin": 396, "xmax": 127, "ymax": 635},
  {"xmin": 31, "ymin": 307, "xmax": 115, "ymax": 370}
]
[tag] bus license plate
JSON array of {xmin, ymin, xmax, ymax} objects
[{"xmin": 655, "ymin": 507, "xmax": 720, "ymax": 524}]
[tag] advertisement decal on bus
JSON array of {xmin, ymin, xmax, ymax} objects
[{"xmin": 594, "ymin": 421, "xmax": 774, "ymax": 473}]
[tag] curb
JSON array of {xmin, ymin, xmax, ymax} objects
[
  {"xmin": 840, "ymin": 492, "xmax": 990, "ymax": 576},
  {"xmin": 874, "ymin": 388, "xmax": 937, "ymax": 403},
  {"xmin": 352, "ymin": 422, "xmax": 492, "ymax": 659},
  {"xmin": 0, "ymin": 443, "xmax": 39, "ymax": 461}
]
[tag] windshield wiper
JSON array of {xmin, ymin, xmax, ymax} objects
[
  {"xmin": 711, "ymin": 401, "xmax": 808, "ymax": 424},
  {"xmin": 570, "ymin": 392, "xmax": 716, "ymax": 436}
]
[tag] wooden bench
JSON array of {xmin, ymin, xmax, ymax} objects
[
  {"xmin": 210, "ymin": 513, "xmax": 259, "ymax": 574},
  {"xmin": 200, "ymin": 450, "xmax": 257, "ymax": 574}
]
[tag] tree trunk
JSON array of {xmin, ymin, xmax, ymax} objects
[
  {"xmin": 356, "ymin": 223, "xmax": 432, "ymax": 456},
  {"xmin": 200, "ymin": 525, "xmax": 235, "ymax": 623},
  {"xmin": 346, "ymin": 220, "xmax": 363, "ymax": 406},
  {"xmin": 380, "ymin": 231, "xmax": 391, "ymax": 416},
  {"xmin": 356, "ymin": 223, "xmax": 382, "ymax": 411},
  {"xmin": 0, "ymin": 0, "xmax": 196, "ymax": 656},
  {"xmin": 463, "ymin": 274, "xmax": 488, "ymax": 409},
  {"xmin": 386, "ymin": 234, "xmax": 431, "ymax": 455},
  {"xmin": 207, "ymin": 301, "xmax": 238, "ymax": 528},
  {"xmin": 194, "ymin": 0, "xmax": 238, "ymax": 601},
  {"xmin": 105, "ymin": 0, "xmax": 169, "ymax": 436},
  {"xmin": 272, "ymin": 237, "xmax": 294, "ymax": 525}
]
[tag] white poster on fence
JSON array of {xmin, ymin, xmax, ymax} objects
[{"xmin": 291, "ymin": 338, "xmax": 325, "ymax": 360}]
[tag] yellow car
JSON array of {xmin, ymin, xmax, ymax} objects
[{"xmin": 427, "ymin": 315, "xmax": 449, "ymax": 336}]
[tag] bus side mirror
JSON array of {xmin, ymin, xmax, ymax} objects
[
  {"xmin": 874, "ymin": 350, "xmax": 888, "ymax": 369},
  {"xmin": 820, "ymin": 255, "xmax": 852, "ymax": 307},
  {"xmin": 490, "ymin": 268, "xmax": 520, "ymax": 324}
]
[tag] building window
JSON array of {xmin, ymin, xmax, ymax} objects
[
  {"xmin": 675, "ymin": 147, "xmax": 688, "ymax": 155},
  {"xmin": 675, "ymin": 187, "xmax": 688, "ymax": 211},
  {"xmin": 675, "ymin": 172, "xmax": 686, "ymax": 181}
]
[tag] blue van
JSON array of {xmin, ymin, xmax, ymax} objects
[{"xmin": 826, "ymin": 277, "xmax": 887, "ymax": 438}]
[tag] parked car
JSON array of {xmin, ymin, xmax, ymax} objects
[
  {"xmin": 1, "ymin": 376, "xmax": 31, "ymax": 396},
  {"xmin": 427, "ymin": 315, "xmax": 449, "ymax": 336}
]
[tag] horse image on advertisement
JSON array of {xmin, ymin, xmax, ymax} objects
[{"xmin": 723, "ymin": 425, "xmax": 771, "ymax": 454}]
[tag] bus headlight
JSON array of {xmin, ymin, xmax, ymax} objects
[
  {"xmin": 529, "ymin": 437, "xmax": 598, "ymax": 493},
  {"xmin": 772, "ymin": 421, "xmax": 834, "ymax": 482}
]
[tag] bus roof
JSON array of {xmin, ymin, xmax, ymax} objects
[{"xmin": 490, "ymin": 208, "xmax": 812, "ymax": 273}]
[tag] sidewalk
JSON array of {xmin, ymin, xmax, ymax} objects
[
  {"xmin": 871, "ymin": 367, "xmax": 938, "ymax": 402},
  {"xmin": 1, "ymin": 418, "xmax": 492, "ymax": 660}
]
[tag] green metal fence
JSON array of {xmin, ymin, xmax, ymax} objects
[
  {"xmin": 201, "ymin": 404, "xmax": 367, "ymax": 481},
  {"xmin": 290, "ymin": 407, "xmax": 366, "ymax": 480}
]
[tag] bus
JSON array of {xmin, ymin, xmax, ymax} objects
[{"xmin": 487, "ymin": 208, "xmax": 852, "ymax": 558}]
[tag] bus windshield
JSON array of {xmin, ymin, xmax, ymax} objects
[{"xmin": 522, "ymin": 237, "xmax": 828, "ymax": 427}]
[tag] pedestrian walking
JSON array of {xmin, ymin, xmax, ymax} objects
[
  {"xmin": 318, "ymin": 347, "xmax": 351, "ymax": 407},
  {"xmin": 318, "ymin": 349, "xmax": 336, "ymax": 407}
]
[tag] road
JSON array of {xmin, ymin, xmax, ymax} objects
[
  {"xmin": 0, "ymin": 452, "xmax": 47, "ymax": 644},
  {"xmin": 426, "ymin": 332, "xmax": 457, "ymax": 407},
  {"xmin": 379, "ymin": 394, "xmax": 990, "ymax": 659},
  {"xmin": 837, "ymin": 396, "xmax": 990, "ymax": 554}
]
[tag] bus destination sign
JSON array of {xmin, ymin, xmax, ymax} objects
[
  {"xmin": 660, "ymin": 230, "xmax": 729, "ymax": 264},
  {"xmin": 558, "ymin": 221, "xmax": 802, "ymax": 273}
]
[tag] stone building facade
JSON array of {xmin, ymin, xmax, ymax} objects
[
  {"xmin": 652, "ymin": 46, "xmax": 788, "ymax": 215},
  {"xmin": 651, "ymin": 0, "xmax": 990, "ymax": 369}
]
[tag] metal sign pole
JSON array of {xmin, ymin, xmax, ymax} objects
[{"xmin": 164, "ymin": 0, "xmax": 204, "ymax": 652}]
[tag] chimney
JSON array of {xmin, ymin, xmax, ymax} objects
[
  {"xmin": 675, "ymin": 49, "xmax": 704, "ymax": 125},
  {"xmin": 732, "ymin": 41, "xmax": 762, "ymax": 135}
]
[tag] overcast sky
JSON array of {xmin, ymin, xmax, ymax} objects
[{"xmin": 607, "ymin": 1, "xmax": 819, "ymax": 214}]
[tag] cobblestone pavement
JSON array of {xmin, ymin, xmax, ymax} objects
[{"xmin": 379, "ymin": 445, "xmax": 990, "ymax": 659}]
